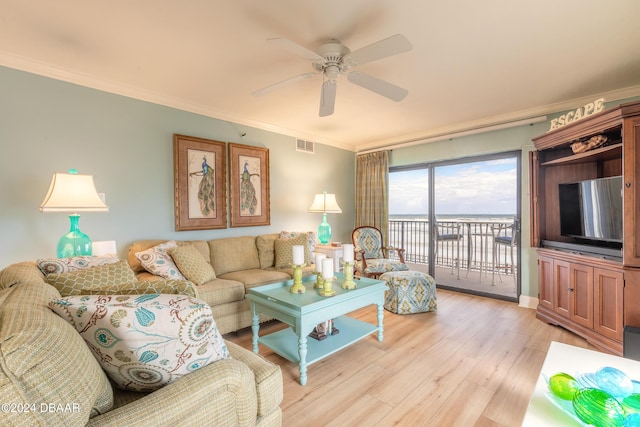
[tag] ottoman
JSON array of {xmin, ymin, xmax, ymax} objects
[{"xmin": 381, "ymin": 270, "xmax": 437, "ymax": 314}]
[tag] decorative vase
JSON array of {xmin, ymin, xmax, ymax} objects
[{"xmin": 57, "ymin": 214, "xmax": 92, "ymax": 258}]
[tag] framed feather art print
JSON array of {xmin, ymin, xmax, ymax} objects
[
  {"xmin": 228, "ymin": 142, "xmax": 270, "ymax": 227},
  {"xmin": 173, "ymin": 134, "xmax": 227, "ymax": 230}
]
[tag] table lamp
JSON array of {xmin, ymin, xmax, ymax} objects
[
  {"xmin": 308, "ymin": 191, "xmax": 342, "ymax": 244},
  {"xmin": 40, "ymin": 169, "xmax": 109, "ymax": 258}
]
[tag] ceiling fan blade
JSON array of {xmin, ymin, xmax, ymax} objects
[
  {"xmin": 347, "ymin": 71, "xmax": 408, "ymax": 102},
  {"xmin": 319, "ymin": 80, "xmax": 337, "ymax": 117},
  {"xmin": 252, "ymin": 72, "xmax": 317, "ymax": 97},
  {"xmin": 344, "ymin": 34, "xmax": 412, "ymax": 66},
  {"xmin": 267, "ymin": 37, "xmax": 324, "ymax": 62}
]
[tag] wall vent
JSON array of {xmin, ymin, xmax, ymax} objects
[{"xmin": 296, "ymin": 139, "xmax": 315, "ymax": 154}]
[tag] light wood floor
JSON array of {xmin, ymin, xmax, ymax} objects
[{"xmin": 225, "ymin": 289, "xmax": 595, "ymax": 427}]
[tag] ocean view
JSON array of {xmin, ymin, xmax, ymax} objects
[{"xmin": 390, "ymin": 214, "xmax": 516, "ymax": 222}]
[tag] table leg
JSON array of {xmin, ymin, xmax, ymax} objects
[
  {"xmin": 298, "ymin": 334, "xmax": 308, "ymax": 386},
  {"xmin": 251, "ymin": 310, "xmax": 260, "ymax": 354},
  {"xmin": 377, "ymin": 303, "xmax": 384, "ymax": 342}
]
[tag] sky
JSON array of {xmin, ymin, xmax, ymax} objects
[{"xmin": 389, "ymin": 158, "xmax": 517, "ymax": 216}]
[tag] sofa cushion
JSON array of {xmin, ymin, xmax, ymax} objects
[
  {"xmin": 45, "ymin": 260, "xmax": 137, "ymax": 296},
  {"xmin": 79, "ymin": 279, "xmax": 198, "ymax": 298},
  {"xmin": 256, "ymin": 233, "xmax": 279, "ymax": 269},
  {"xmin": 274, "ymin": 234, "xmax": 310, "ymax": 268},
  {"xmin": 195, "ymin": 278, "xmax": 246, "ymax": 306},
  {"xmin": 49, "ymin": 293, "xmax": 231, "ymax": 392},
  {"xmin": 218, "ymin": 269, "xmax": 290, "ymax": 289},
  {"xmin": 209, "ymin": 236, "xmax": 260, "ymax": 276},
  {"xmin": 0, "ymin": 283, "xmax": 113, "ymax": 425},
  {"xmin": 36, "ymin": 255, "xmax": 120, "ymax": 275},
  {"xmin": 135, "ymin": 240, "xmax": 186, "ymax": 280},
  {"xmin": 168, "ymin": 244, "xmax": 216, "ymax": 285}
]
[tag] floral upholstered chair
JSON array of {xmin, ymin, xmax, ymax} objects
[{"xmin": 351, "ymin": 226, "xmax": 409, "ymax": 279}]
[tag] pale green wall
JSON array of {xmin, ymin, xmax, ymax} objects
[
  {"xmin": 0, "ymin": 66, "xmax": 355, "ymax": 267},
  {"xmin": 389, "ymin": 97, "xmax": 639, "ymax": 300}
]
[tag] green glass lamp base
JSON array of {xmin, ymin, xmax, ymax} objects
[
  {"xmin": 317, "ymin": 213, "xmax": 332, "ymax": 244},
  {"xmin": 57, "ymin": 215, "xmax": 93, "ymax": 258}
]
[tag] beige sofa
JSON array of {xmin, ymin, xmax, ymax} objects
[
  {"xmin": 0, "ymin": 261, "xmax": 283, "ymax": 426},
  {"xmin": 127, "ymin": 234, "xmax": 315, "ymax": 335}
]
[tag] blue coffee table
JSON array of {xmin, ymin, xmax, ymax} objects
[{"xmin": 247, "ymin": 273, "xmax": 387, "ymax": 385}]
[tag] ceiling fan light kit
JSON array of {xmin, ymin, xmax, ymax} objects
[{"xmin": 254, "ymin": 34, "xmax": 412, "ymax": 116}]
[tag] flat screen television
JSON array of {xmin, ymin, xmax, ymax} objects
[{"xmin": 558, "ymin": 176, "xmax": 623, "ymax": 245}]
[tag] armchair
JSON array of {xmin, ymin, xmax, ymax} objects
[{"xmin": 351, "ymin": 226, "xmax": 409, "ymax": 279}]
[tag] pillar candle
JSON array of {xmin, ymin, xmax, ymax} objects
[
  {"xmin": 314, "ymin": 253, "xmax": 326, "ymax": 272},
  {"xmin": 342, "ymin": 244, "xmax": 354, "ymax": 262},
  {"xmin": 322, "ymin": 258, "xmax": 334, "ymax": 279},
  {"xmin": 292, "ymin": 245, "xmax": 305, "ymax": 265}
]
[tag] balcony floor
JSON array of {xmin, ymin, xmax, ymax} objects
[{"xmin": 406, "ymin": 262, "xmax": 517, "ymax": 301}]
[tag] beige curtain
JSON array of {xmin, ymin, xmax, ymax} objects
[{"xmin": 355, "ymin": 151, "xmax": 389, "ymax": 241}]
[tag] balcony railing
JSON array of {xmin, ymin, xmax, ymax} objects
[{"xmin": 388, "ymin": 219, "xmax": 517, "ymax": 278}]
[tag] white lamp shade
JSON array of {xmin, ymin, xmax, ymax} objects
[
  {"xmin": 40, "ymin": 172, "xmax": 109, "ymax": 212},
  {"xmin": 308, "ymin": 192, "xmax": 342, "ymax": 213}
]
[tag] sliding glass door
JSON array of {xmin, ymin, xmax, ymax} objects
[{"xmin": 389, "ymin": 151, "xmax": 520, "ymax": 301}]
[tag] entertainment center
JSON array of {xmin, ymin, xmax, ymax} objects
[{"xmin": 530, "ymin": 100, "xmax": 640, "ymax": 355}]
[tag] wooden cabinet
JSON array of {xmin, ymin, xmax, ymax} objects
[
  {"xmin": 593, "ymin": 267, "xmax": 624, "ymax": 342},
  {"xmin": 531, "ymin": 100, "xmax": 640, "ymax": 355},
  {"xmin": 537, "ymin": 249, "xmax": 622, "ymax": 354}
]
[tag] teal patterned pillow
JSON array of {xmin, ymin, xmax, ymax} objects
[
  {"xmin": 134, "ymin": 240, "xmax": 186, "ymax": 280},
  {"xmin": 49, "ymin": 294, "xmax": 230, "ymax": 392}
]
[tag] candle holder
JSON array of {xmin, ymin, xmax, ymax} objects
[
  {"xmin": 289, "ymin": 263, "xmax": 306, "ymax": 294},
  {"xmin": 319, "ymin": 276, "xmax": 336, "ymax": 297},
  {"xmin": 314, "ymin": 271, "xmax": 325, "ymax": 289},
  {"xmin": 341, "ymin": 261, "xmax": 357, "ymax": 289}
]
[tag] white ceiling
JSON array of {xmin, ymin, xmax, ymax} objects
[{"xmin": 2, "ymin": 1, "xmax": 640, "ymax": 152}]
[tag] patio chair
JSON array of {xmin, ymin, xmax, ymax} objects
[
  {"xmin": 351, "ymin": 226, "xmax": 409, "ymax": 279},
  {"xmin": 491, "ymin": 222, "xmax": 517, "ymax": 285},
  {"xmin": 434, "ymin": 222, "xmax": 463, "ymax": 279}
]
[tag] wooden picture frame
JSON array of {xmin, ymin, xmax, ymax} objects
[
  {"xmin": 228, "ymin": 142, "xmax": 270, "ymax": 227},
  {"xmin": 173, "ymin": 134, "xmax": 227, "ymax": 231}
]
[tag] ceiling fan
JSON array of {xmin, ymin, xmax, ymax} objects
[{"xmin": 252, "ymin": 34, "xmax": 412, "ymax": 117}]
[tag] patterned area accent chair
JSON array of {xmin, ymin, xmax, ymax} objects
[{"xmin": 352, "ymin": 226, "xmax": 409, "ymax": 279}]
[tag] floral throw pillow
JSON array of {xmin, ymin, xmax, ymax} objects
[
  {"xmin": 37, "ymin": 255, "xmax": 120, "ymax": 275},
  {"xmin": 135, "ymin": 240, "xmax": 186, "ymax": 280},
  {"xmin": 49, "ymin": 293, "xmax": 230, "ymax": 392}
]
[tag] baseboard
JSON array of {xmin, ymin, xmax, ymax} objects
[{"xmin": 519, "ymin": 295, "xmax": 538, "ymax": 309}]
